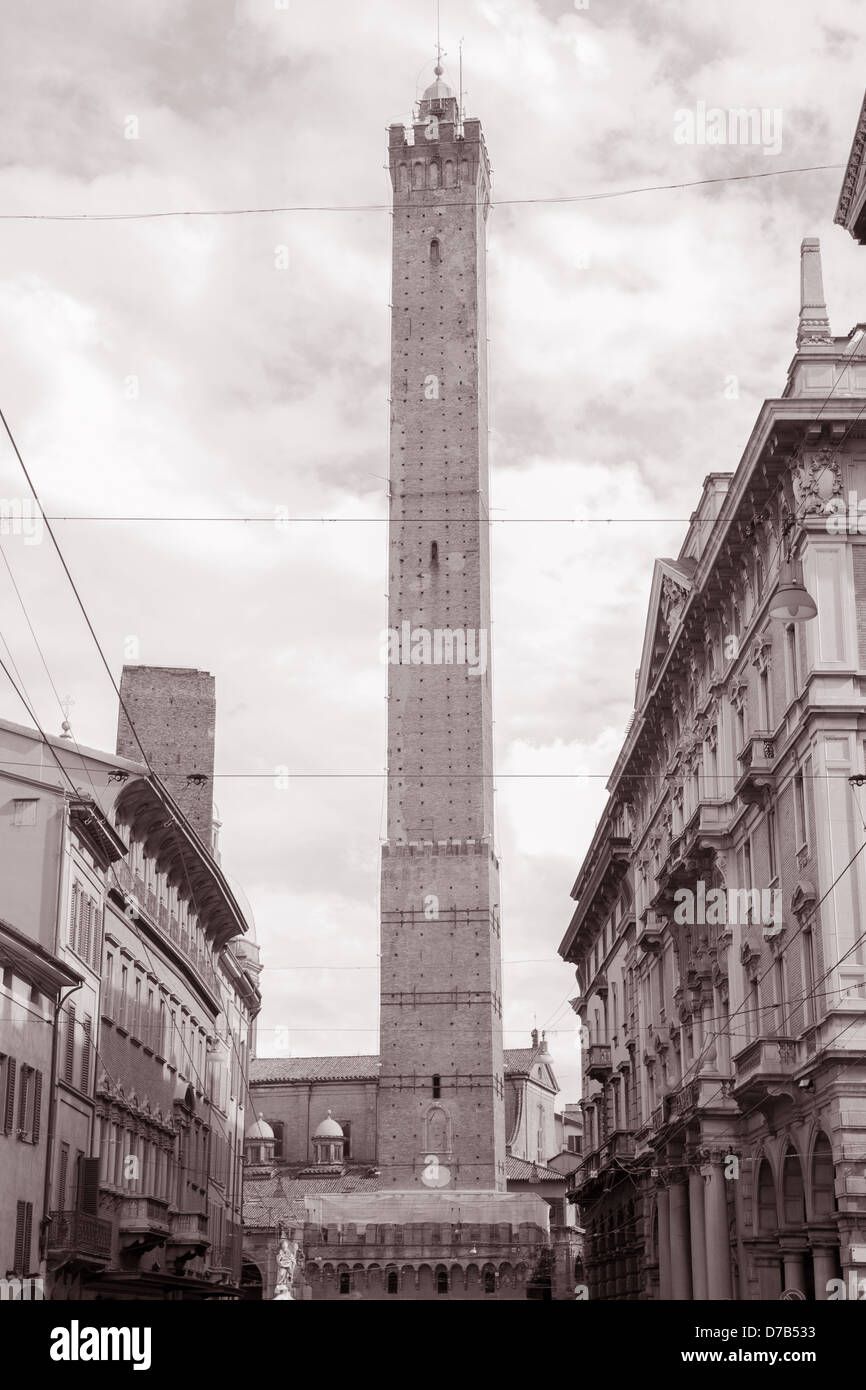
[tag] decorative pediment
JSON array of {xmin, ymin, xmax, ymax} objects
[
  {"xmin": 791, "ymin": 879, "xmax": 817, "ymax": 918},
  {"xmin": 634, "ymin": 559, "xmax": 697, "ymax": 712}
]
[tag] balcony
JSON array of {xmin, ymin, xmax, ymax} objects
[
  {"xmin": 586, "ymin": 1044, "xmax": 612, "ymax": 1081},
  {"xmin": 735, "ymin": 734, "xmax": 777, "ymax": 805},
  {"xmin": 47, "ymin": 1210, "xmax": 112, "ymax": 1262},
  {"xmin": 118, "ymin": 1195, "xmax": 171, "ymax": 1237},
  {"xmin": 169, "ymin": 1210, "xmax": 210, "ymax": 1244},
  {"xmin": 635, "ymin": 910, "xmax": 663, "ymax": 955},
  {"xmin": 597, "ymin": 1130, "xmax": 635, "ymax": 1166},
  {"xmin": 732, "ymin": 1036, "xmax": 797, "ymax": 1106}
]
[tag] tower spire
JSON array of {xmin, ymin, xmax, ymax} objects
[{"xmin": 797, "ymin": 237, "xmax": 832, "ymax": 347}]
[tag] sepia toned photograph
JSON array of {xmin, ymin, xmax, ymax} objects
[{"xmin": 1, "ymin": 0, "xmax": 865, "ymax": 1368}]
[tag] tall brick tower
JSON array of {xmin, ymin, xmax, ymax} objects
[{"xmin": 378, "ymin": 64, "xmax": 507, "ymax": 1191}]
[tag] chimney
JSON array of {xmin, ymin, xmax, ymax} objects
[
  {"xmin": 531, "ymin": 1028, "xmax": 539, "ymax": 1049},
  {"xmin": 116, "ymin": 666, "xmax": 216, "ymax": 850}
]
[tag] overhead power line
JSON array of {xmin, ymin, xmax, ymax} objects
[{"xmin": 0, "ymin": 164, "xmax": 841, "ymax": 223}]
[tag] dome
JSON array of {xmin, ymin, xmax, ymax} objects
[
  {"xmin": 422, "ymin": 63, "xmax": 454, "ymax": 102},
  {"xmin": 312, "ymin": 1110, "xmax": 344, "ymax": 1139},
  {"xmin": 246, "ymin": 1112, "xmax": 274, "ymax": 1142}
]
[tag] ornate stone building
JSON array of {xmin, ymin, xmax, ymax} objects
[{"xmin": 559, "ymin": 236, "xmax": 866, "ymax": 1300}]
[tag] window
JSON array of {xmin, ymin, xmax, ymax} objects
[
  {"xmin": 483, "ymin": 1269, "xmax": 496, "ymax": 1295},
  {"xmin": 785, "ymin": 624, "xmax": 798, "ymax": 699},
  {"xmin": 12, "ymin": 799, "xmax": 37, "ymax": 827},
  {"xmin": 436, "ymin": 1268, "xmax": 449, "ymax": 1295},
  {"xmin": 104, "ymin": 953, "xmax": 114, "ymax": 1019},
  {"xmin": 775, "ymin": 957, "xmax": 786, "ymax": 1036},
  {"xmin": 803, "ymin": 928, "xmax": 816, "ymax": 1027},
  {"xmin": 269, "ymin": 1121, "xmax": 284, "ymax": 1160},
  {"xmin": 430, "ymin": 237, "xmax": 440, "ymax": 264},
  {"xmin": 13, "ymin": 1201, "xmax": 32, "ymax": 1275},
  {"xmin": 17, "ymin": 1065, "xmax": 41, "ymax": 1143},
  {"xmin": 386, "ymin": 1269, "xmax": 399, "ymax": 1295},
  {"xmin": 339, "ymin": 1271, "xmax": 351, "ymax": 1295},
  {"xmin": 120, "ymin": 966, "xmax": 128, "ymax": 1030},
  {"xmin": 794, "ymin": 770, "xmax": 807, "ymax": 847},
  {"xmin": 432, "ymin": 1073, "xmax": 441, "ymax": 1099},
  {"xmin": 767, "ymin": 807, "xmax": 778, "ymax": 881},
  {"xmin": 1, "ymin": 1055, "xmax": 15, "ymax": 1135}
]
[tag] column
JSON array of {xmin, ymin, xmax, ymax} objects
[
  {"xmin": 703, "ymin": 1157, "xmax": 733, "ymax": 1299},
  {"xmin": 812, "ymin": 1246, "xmax": 839, "ymax": 1300},
  {"xmin": 780, "ymin": 1245, "xmax": 807, "ymax": 1295},
  {"xmin": 688, "ymin": 1166, "xmax": 708, "ymax": 1300},
  {"xmin": 657, "ymin": 1187, "xmax": 672, "ymax": 1300},
  {"xmin": 669, "ymin": 1178, "xmax": 693, "ymax": 1299}
]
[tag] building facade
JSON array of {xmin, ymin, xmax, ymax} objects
[
  {"xmin": 0, "ymin": 665, "xmax": 260, "ymax": 1300},
  {"xmin": 559, "ymin": 238, "xmax": 866, "ymax": 1300}
]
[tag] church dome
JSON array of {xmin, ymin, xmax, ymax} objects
[
  {"xmin": 246, "ymin": 1112, "xmax": 274, "ymax": 1141},
  {"xmin": 312, "ymin": 1110, "xmax": 344, "ymax": 1139}
]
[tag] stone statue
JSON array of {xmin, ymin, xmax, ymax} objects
[{"xmin": 273, "ymin": 1235, "xmax": 298, "ymax": 1300}]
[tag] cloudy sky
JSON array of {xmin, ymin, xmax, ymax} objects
[{"xmin": 1, "ymin": 0, "xmax": 864, "ymax": 1103}]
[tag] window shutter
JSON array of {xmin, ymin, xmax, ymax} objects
[
  {"xmin": 80, "ymin": 895, "xmax": 91, "ymax": 965},
  {"xmin": 13, "ymin": 1200, "xmax": 32, "ymax": 1275},
  {"xmin": 69, "ymin": 882, "xmax": 79, "ymax": 948},
  {"xmin": 64, "ymin": 1005, "xmax": 76, "ymax": 1084},
  {"xmin": 4, "ymin": 1059, "xmax": 15, "ymax": 1135},
  {"xmin": 17, "ymin": 1065, "xmax": 30, "ymax": 1134},
  {"xmin": 80, "ymin": 1156, "xmax": 100, "ymax": 1215},
  {"xmin": 80, "ymin": 1018, "xmax": 92, "ymax": 1091},
  {"xmin": 57, "ymin": 1144, "xmax": 69, "ymax": 1211},
  {"xmin": 32, "ymin": 1070, "xmax": 42, "ymax": 1143}
]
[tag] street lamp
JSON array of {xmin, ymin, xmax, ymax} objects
[{"xmin": 768, "ymin": 554, "xmax": 817, "ymax": 623}]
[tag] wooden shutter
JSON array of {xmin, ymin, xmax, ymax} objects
[
  {"xmin": 57, "ymin": 1143, "xmax": 69, "ymax": 1211},
  {"xmin": 79, "ymin": 1156, "xmax": 100, "ymax": 1215},
  {"xmin": 17, "ymin": 1065, "xmax": 30, "ymax": 1134},
  {"xmin": 69, "ymin": 881, "xmax": 79, "ymax": 948},
  {"xmin": 32, "ymin": 1070, "xmax": 42, "ymax": 1143},
  {"xmin": 13, "ymin": 1201, "xmax": 31, "ymax": 1275},
  {"xmin": 3, "ymin": 1058, "xmax": 14, "ymax": 1135},
  {"xmin": 64, "ymin": 1005, "xmax": 76, "ymax": 1084},
  {"xmin": 80, "ymin": 894, "xmax": 91, "ymax": 965},
  {"xmin": 80, "ymin": 1018, "xmax": 92, "ymax": 1091}
]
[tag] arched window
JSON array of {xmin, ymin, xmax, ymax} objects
[
  {"xmin": 483, "ymin": 1269, "xmax": 496, "ymax": 1294},
  {"xmin": 413, "ymin": 162, "xmax": 424, "ymax": 190},
  {"xmin": 339, "ymin": 1271, "xmax": 351, "ymax": 1295},
  {"xmin": 757, "ymin": 1158, "xmax": 776, "ymax": 1233},
  {"xmin": 811, "ymin": 1133, "xmax": 835, "ymax": 1216},
  {"xmin": 428, "ymin": 160, "xmax": 440, "ymax": 189},
  {"xmin": 782, "ymin": 1145, "xmax": 806, "ymax": 1226},
  {"xmin": 386, "ymin": 1269, "xmax": 399, "ymax": 1295},
  {"xmin": 269, "ymin": 1121, "xmax": 284, "ymax": 1160},
  {"xmin": 436, "ymin": 1268, "xmax": 449, "ymax": 1295},
  {"xmin": 432, "ymin": 1072, "xmax": 441, "ymax": 1098},
  {"xmin": 430, "ymin": 238, "xmax": 441, "ymax": 265},
  {"xmin": 444, "ymin": 160, "xmax": 455, "ymax": 188},
  {"xmin": 431, "ymin": 541, "xmax": 438, "ymax": 566}
]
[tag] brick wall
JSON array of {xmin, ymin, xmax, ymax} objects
[{"xmin": 116, "ymin": 666, "xmax": 215, "ymax": 848}]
